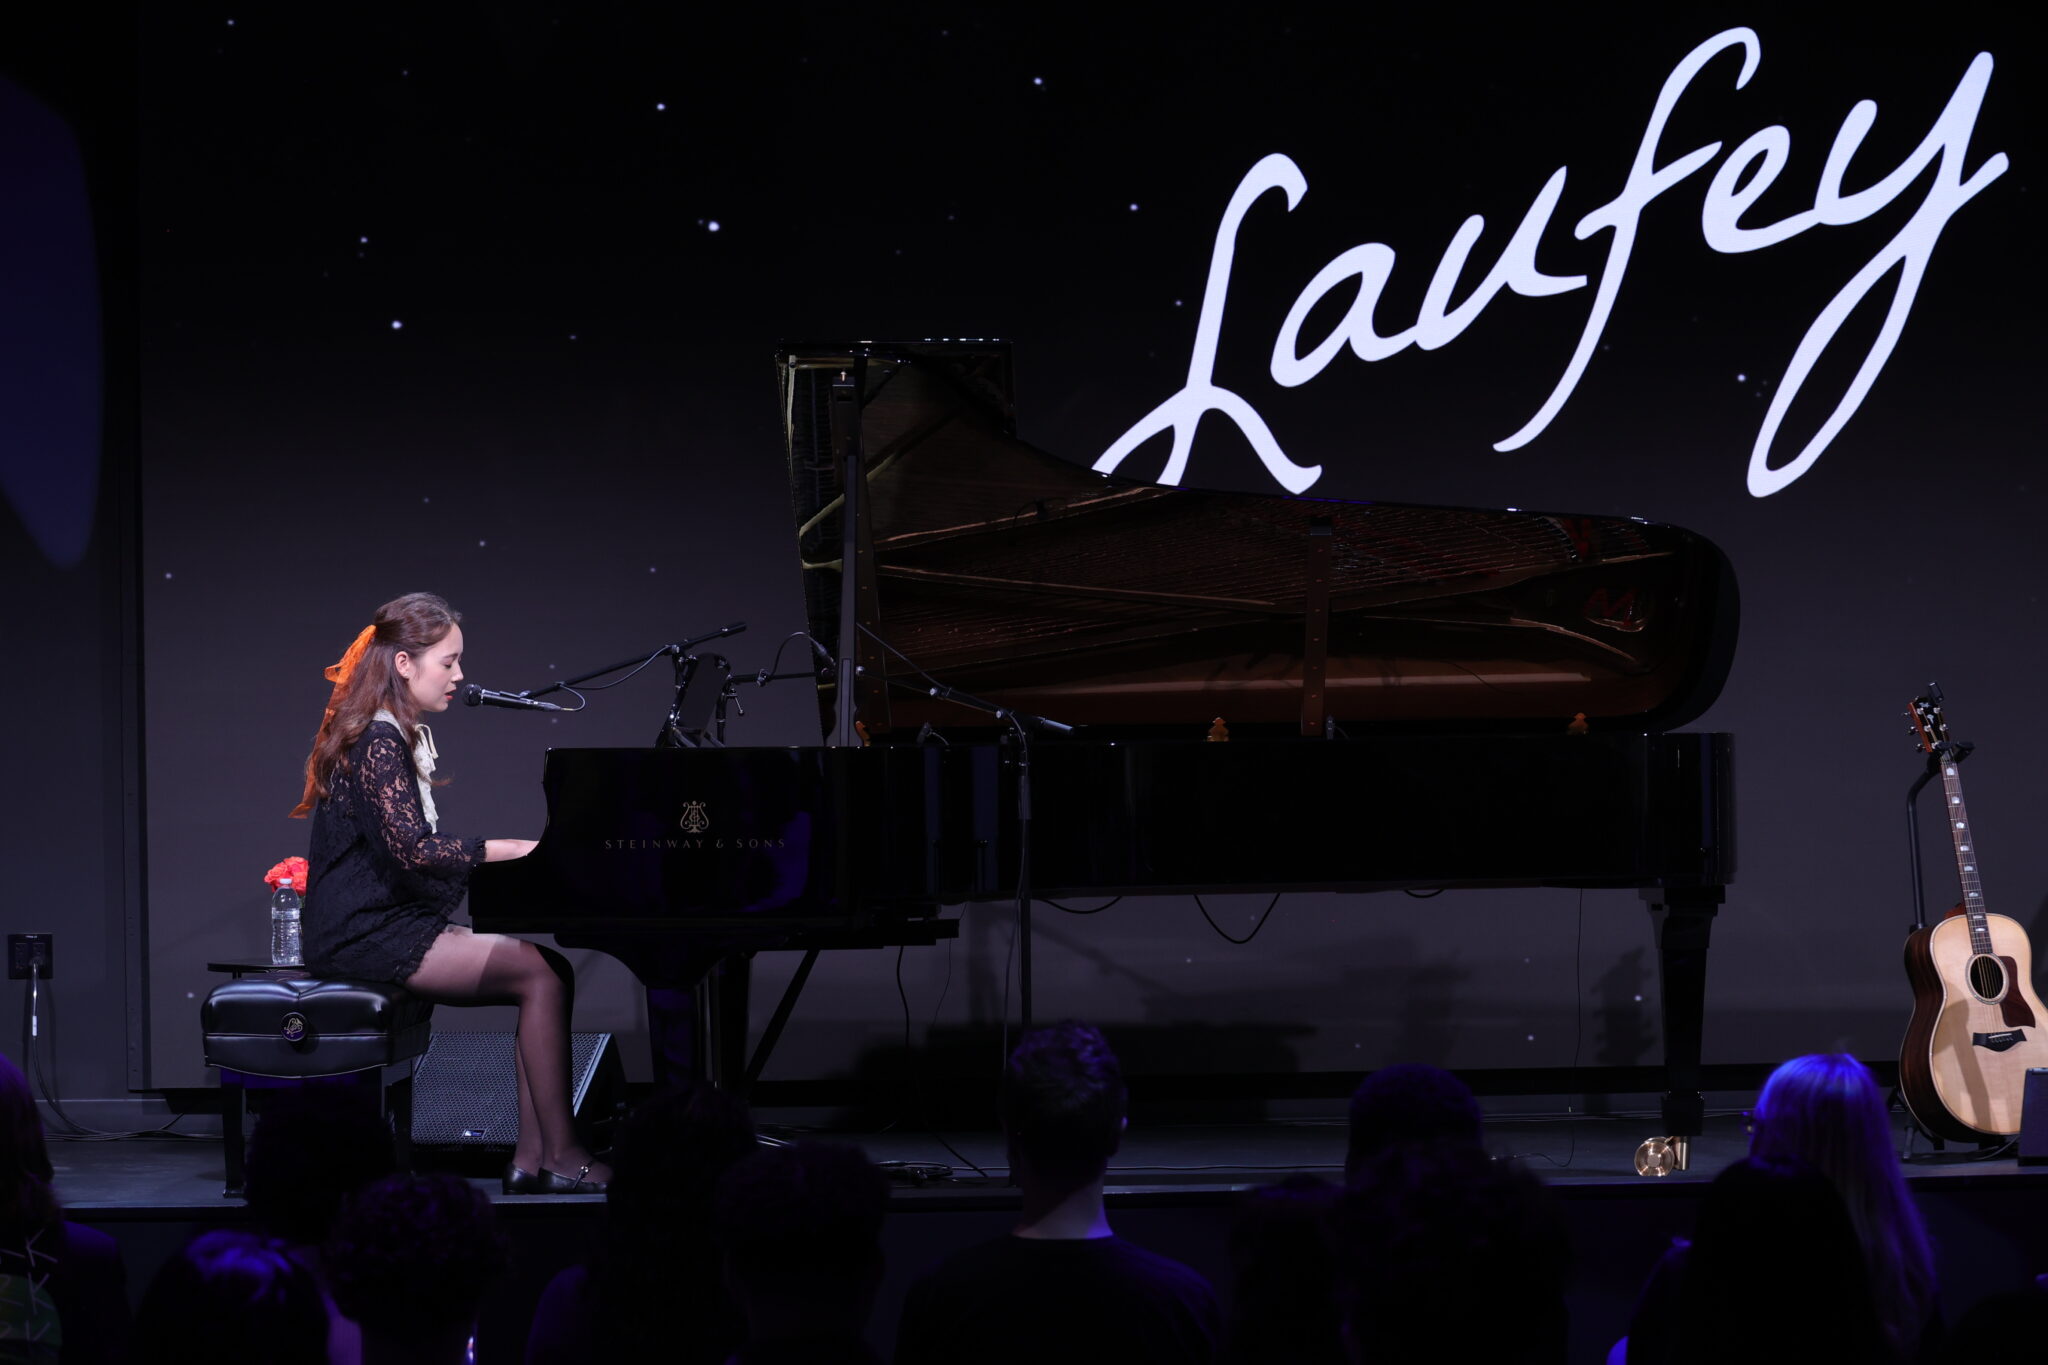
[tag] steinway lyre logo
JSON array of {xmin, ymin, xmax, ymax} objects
[{"xmin": 679, "ymin": 801, "xmax": 710, "ymax": 835}]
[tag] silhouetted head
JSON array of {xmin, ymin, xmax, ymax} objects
[
  {"xmin": 326, "ymin": 1172, "xmax": 508, "ymax": 1358},
  {"xmin": 1942, "ymin": 1286, "xmax": 2048, "ymax": 1360},
  {"xmin": 0, "ymin": 1052, "xmax": 58, "ymax": 1234},
  {"xmin": 607, "ymin": 1080, "xmax": 759, "ymax": 1235},
  {"xmin": 244, "ymin": 1084, "xmax": 398, "ymax": 1246},
  {"xmin": 1334, "ymin": 1142, "xmax": 1568, "ymax": 1365},
  {"xmin": 1226, "ymin": 1175, "xmax": 1345, "ymax": 1365},
  {"xmin": 1344, "ymin": 1063, "xmax": 1483, "ymax": 1181},
  {"xmin": 593, "ymin": 1081, "xmax": 759, "ymax": 1358},
  {"xmin": 714, "ymin": 1140, "xmax": 888, "ymax": 1343},
  {"xmin": 1750, "ymin": 1053, "xmax": 1893, "ymax": 1187},
  {"xmin": 1750, "ymin": 1053, "xmax": 1935, "ymax": 1355},
  {"xmin": 999, "ymin": 1020, "xmax": 1127, "ymax": 1190},
  {"xmin": 1670, "ymin": 1156, "xmax": 1887, "ymax": 1365},
  {"xmin": 134, "ymin": 1229, "xmax": 329, "ymax": 1365}
]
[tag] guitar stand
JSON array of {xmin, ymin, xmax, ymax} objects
[
  {"xmin": 1889, "ymin": 1083, "xmax": 1952, "ymax": 1154},
  {"xmin": 1890, "ymin": 1080, "xmax": 2009, "ymax": 1161},
  {"xmin": 1898, "ymin": 1113, "xmax": 2013, "ymax": 1163},
  {"xmin": 1904, "ymin": 739, "xmax": 1972, "ymax": 934}
]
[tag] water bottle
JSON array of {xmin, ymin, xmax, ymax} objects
[{"xmin": 270, "ymin": 877, "xmax": 303, "ymax": 967}]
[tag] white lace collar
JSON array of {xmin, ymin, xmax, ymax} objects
[{"xmin": 372, "ymin": 709, "xmax": 440, "ymax": 832}]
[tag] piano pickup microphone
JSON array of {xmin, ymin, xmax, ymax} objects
[
  {"xmin": 754, "ymin": 634, "xmax": 835, "ymax": 687},
  {"xmin": 461, "ymin": 684, "xmax": 566, "ymax": 712},
  {"xmin": 926, "ymin": 683, "xmax": 1076, "ymax": 734}
]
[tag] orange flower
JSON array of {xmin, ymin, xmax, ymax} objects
[{"xmin": 264, "ymin": 855, "xmax": 310, "ymax": 891}]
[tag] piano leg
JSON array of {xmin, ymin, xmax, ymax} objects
[
  {"xmin": 646, "ymin": 985, "xmax": 698, "ymax": 1094},
  {"xmin": 1644, "ymin": 886, "xmax": 1724, "ymax": 1140},
  {"xmin": 615, "ymin": 942, "xmax": 729, "ymax": 1095},
  {"xmin": 644, "ymin": 954, "xmax": 759, "ymax": 1093},
  {"xmin": 696, "ymin": 954, "xmax": 752, "ymax": 1089}
]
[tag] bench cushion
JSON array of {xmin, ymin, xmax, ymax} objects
[{"xmin": 202, "ymin": 977, "xmax": 433, "ymax": 1077}]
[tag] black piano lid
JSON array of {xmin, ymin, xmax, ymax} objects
[{"xmin": 781, "ymin": 341, "xmax": 1738, "ymax": 742}]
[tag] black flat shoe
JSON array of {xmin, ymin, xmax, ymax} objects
[
  {"xmin": 502, "ymin": 1163, "xmax": 544, "ymax": 1195},
  {"xmin": 537, "ymin": 1164, "xmax": 609, "ymax": 1194}
]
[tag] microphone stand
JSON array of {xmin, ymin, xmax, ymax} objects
[
  {"xmin": 659, "ymin": 651, "xmax": 732, "ymax": 749},
  {"xmin": 885, "ymin": 676, "xmax": 1075, "ymax": 1034}
]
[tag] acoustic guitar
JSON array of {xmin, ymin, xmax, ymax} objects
[{"xmin": 1898, "ymin": 694, "xmax": 2048, "ymax": 1141}]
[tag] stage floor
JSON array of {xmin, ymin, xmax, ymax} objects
[{"xmin": 48, "ymin": 1107, "xmax": 2040, "ymax": 1213}]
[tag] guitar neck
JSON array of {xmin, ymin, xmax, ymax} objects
[{"xmin": 1936, "ymin": 753, "xmax": 1994, "ymax": 953}]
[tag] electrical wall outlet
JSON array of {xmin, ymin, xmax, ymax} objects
[{"xmin": 7, "ymin": 934, "xmax": 53, "ymax": 980}]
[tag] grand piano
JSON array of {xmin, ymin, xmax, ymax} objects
[{"xmin": 471, "ymin": 340, "xmax": 1736, "ymax": 1146}]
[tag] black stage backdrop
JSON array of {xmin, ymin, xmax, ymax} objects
[{"xmin": 58, "ymin": 6, "xmax": 2047, "ymax": 1091}]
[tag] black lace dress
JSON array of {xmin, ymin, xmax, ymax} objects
[{"xmin": 303, "ymin": 719, "xmax": 485, "ymax": 982}]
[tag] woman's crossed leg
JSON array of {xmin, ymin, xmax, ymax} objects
[{"xmin": 405, "ymin": 926, "xmax": 611, "ymax": 1184}]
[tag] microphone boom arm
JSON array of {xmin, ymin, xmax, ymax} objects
[{"xmin": 523, "ymin": 622, "xmax": 747, "ymax": 698}]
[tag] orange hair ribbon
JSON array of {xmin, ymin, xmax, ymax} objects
[{"xmin": 289, "ymin": 624, "xmax": 378, "ymax": 818}]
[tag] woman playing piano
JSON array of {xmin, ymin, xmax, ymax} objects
[{"xmin": 290, "ymin": 592, "xmax": 611, "ymax": 1193}]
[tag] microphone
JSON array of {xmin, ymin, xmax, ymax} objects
[
  {"xmin": 461, "ymin": 684, "xmax": 566, "ymax": 712},
  {"xmin": 753, "ymin": 635, "xmax": 836, "ymax": 687}
]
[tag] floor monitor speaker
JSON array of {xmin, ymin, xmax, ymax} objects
[
  {"xmin": 410, "ymin": 1031, "xmax": 624, "ymax": 1148},
  {"xmin": 2020, "ymin": 1068, "xmax": 2048, "ymax": 1165}
]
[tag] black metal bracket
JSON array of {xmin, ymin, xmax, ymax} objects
[
  {"xmin": 743, "ymin": 948, "xmax": 820, "ymax": 1092},
  {"xmin": 1905, "ymin": 739, "xmax": 1973, "ymax": 933}
]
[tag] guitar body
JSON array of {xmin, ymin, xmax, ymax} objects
[{"xmin": 1900, "ymin": 907, "xmax": 2048, "ymax": 1140}]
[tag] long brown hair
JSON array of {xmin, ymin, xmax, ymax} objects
[{"xmin": 290, "ymin": 592, "xmax": 461, "ymax": 818}]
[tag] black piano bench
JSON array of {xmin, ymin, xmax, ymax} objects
[{"xmin": 200, "ymin": 977, "xmax": 433, "ymax": 1198}]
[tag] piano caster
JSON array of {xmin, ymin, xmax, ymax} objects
[{"xmin": 1633, "ymin": 1135, "xmax": 1691, "ymax": 1177}]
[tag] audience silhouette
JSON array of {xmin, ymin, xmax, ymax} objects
[
  {"xmin": 244, "ymin": 1084, "xmax": 401, "ymax": 1365},
  {"xmin": 1747, "ymin": 1054, "xmax": 1938, "ymax": 1358},
  {"xmin": 1343, "ymin": 1062, "xmax": 1486, "ymax": 1179},
  {"xmin": 0, "ymin": 1052, "xmax": 128, "ymax": 1364},
  {"xmin": 1623, "ymin": 1156, "xmax": 1889, "ymax": 1365},
  {"xmin": 1336, "ymin": 1138, "xmax": 1569, "ymax": 1365},
  {"xmin": 1329, "ymin": 1061, "xmax": 1567, "ymax": 1363},
  {"xmin": 894, "ymin": 1021, "xmax": 1222, "ymax": 1365},
  {"xmin": 715, "ymin": 1139, "xmax": 890, "ymax": 1365},
  {"xmin": 1939, "ymin": 1283, "xmax": 2048, "ymax": 1363},
  {"xmin": 325, "ymin": 1173, "xmax": 508, "ymax": 1365},
  {"xmin": 1221, "ymin": 1174, "xmax": 1343, "ymax": 1365},
  {"xmin": 21, "ymin": 1035, "xmax": 2033, "ymax": 1365},
  {"xmin": 134, "ymin": 1229, "xmax": 329, "ymax": 1365},
  {"xmin": 526, "ymin": 1081, "xmax": 758, "ymax": 1364}
]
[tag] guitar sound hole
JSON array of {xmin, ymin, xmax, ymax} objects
[{"xmin": 1967, "ymin": 954, "xmax": 2007, "ymax": 1001}]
